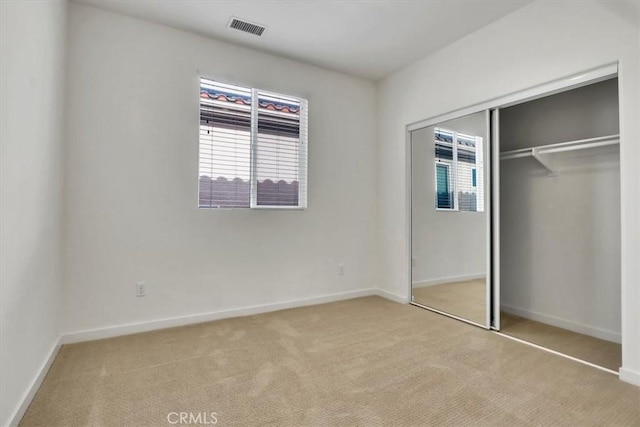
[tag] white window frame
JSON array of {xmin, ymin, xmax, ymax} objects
[{"xmin": 198, "ymin": 77, "xmax": 308, "ymax": 210}]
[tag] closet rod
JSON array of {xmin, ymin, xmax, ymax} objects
[{"xmin": 500, "ymin": 134, "xmax": 619, "ymax": 160}]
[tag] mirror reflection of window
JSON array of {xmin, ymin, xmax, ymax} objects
[{"xmin": 434, "ymin": 127, "xmax": 484, "ymax": 212}]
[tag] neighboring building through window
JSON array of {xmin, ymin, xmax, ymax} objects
[
  {"xmin": 434, "ymin": 127, "xmax": 484, "ymax": 212},
  {"xmin": 198, "ymin": 78, "xmax": 308, "ymax": 209}
]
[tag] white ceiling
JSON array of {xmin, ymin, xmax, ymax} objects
[{"xmin": 74, "ymin": 0, "xmax": 532, "ymax": 80}]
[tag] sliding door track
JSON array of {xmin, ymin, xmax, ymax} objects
[
  {"xmin": 493, "ymin": 331, "xmax": 619, "ymax": 376},
  {"xmin": 411, "ymin": 301, "xmax": 618, "ymax": 376},
  {"xmin": 410, "ymin": 301, "xmax": 490, "ymax": 330}
]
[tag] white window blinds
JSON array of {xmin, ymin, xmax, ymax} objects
[
  {"xmin": 198, "ymin": 78, "xmax": 308, "ymax": 209},
  {"xmin": 199, "ymin": 80, "xmax": 252, "ymax": 208}
]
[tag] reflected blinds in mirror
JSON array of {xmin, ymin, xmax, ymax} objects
[{"xmin": 435, "ymin": 128, "xmax": 484, "ymax": 212}]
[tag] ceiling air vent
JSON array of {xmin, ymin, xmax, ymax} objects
[{"xmin": 228, "ymin": 17, "xmax": 266, "ymax": 36}]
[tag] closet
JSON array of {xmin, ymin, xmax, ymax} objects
[
  {"xmin": 495, "ymin": 77, "xmax": 621, "ymax": 371},
  {"xmin": 409, "ymin": 66, "xmax": 622, "ymax": 374}
]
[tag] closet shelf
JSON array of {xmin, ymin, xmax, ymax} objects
[{"xmin": 499, "ymin": 134, "xmax": 619, "ymax": 175}]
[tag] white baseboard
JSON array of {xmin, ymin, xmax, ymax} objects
[
  {"xmin": 375, "ymin": 288, "xmax": 410, "ymax": 304},
  {"xmin": 619, "ymin": 367, "xmax": 640, "ymax": 387},
  {"xmin": 7, "ymin": 336, "xmax": 62, "ymax": 427},
  {"xmin": 412, "ymin": 273, "xmax": 485, "ymax": 288},
  {"xmin": 501, "ymin": 304, "xmax": 621, "ymax": 344},
  {"xmin": 62, "ymin": 288, "xmax": 378, "ymax": 344}
]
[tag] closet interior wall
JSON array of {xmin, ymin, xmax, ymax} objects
[{"xmin": 499, "ymin": 78, "xmax": 621, "ymax": 343}]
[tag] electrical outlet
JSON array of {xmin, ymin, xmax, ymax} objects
[
  {"xmin": 136, "ymin": 282, "xmax": 147, "ymax": 297},
  {"xmin": 338, "ymin": 264, "xmax": 345, "ymax": 276}
]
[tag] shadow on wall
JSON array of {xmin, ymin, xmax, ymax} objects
[{"xmin": 198, "ymin": 176, "xmax": 299, "ymax": 207}]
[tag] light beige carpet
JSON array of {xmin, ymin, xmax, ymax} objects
[
  {"xmin": 412, "ymin": 279, "xmax": 486, "ymax": 325},
  {"xmin": 500, "ymin": 312, "xmax": 622, "ymax": 372},
  {"xmin": 21, "ymin": 297, "xmax": 639, "ymax": 426}
]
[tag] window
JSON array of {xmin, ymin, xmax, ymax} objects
[
  {"xmin": 436, "ymin": 163, "xmax": 453, "ymax": 209},
  {"xmin": 434, "ymin": 127, "xmax": 484, "ymax": 212},
  {"xmin": 198, "ymin": 78, "xmax": 308, "ymax": 209}
]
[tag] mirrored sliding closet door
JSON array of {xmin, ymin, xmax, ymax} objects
[{"xmin": 410, "ymin": 111, "xmax": 490, "ymax": 327}]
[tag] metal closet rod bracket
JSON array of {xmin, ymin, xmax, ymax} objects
[{"xmin": 531, "ymin": 147, "xmax": 556, "ymax": 176}]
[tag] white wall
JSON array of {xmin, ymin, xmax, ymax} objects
[
  {"xmin": 0, "ymin": 1, "xmax": 67, "ymax": 425},
  {"xmin": 376, "ymin": 0, "xmax": 640, "ymax": 382},
  {"xmin": 411, "ymin": 112, "xmax": 487, "ymax": 285},
  {"xmin": 62, "ymin": 4, "xmax": 378, "ymax": 334},
  {"xmin": 501, "ymin": 150, "xmax": 621, "ymax": 342},
  {"xmin": 500, "ymin": 78, "xmax": 619, "ymax": 151}
]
